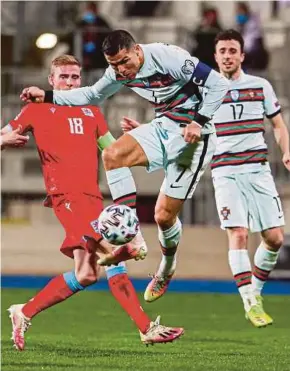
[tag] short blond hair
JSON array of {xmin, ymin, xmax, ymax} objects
[{"xmin": 50, "ymin": 55, "xmax": 81, "ymax": 74}]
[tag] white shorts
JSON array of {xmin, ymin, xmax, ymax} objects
[
  {"xmin": 213, "ymin": 171, "xmax": 285, "ymax": 232},
  {"xmin": 128, "ymin": 117, "xmax": 216, "ymax": 199}
]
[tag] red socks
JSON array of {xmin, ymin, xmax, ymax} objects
[
  {"xmin": 22, "ymin": 275, "xmax": 75, "ymax": 319},
  {"xmin": 21, "ymin": 271, "xmax": 151, "ymax": 335},
  {"xmin": 108, "ymin": 273, "xmax": 151, "ymax": 334}
]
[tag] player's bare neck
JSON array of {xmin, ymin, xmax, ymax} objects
[{"xmin": 223, "ymin": 68, "xmax": 242, "ymax": 81}]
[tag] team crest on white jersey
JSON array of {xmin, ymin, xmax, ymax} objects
[
  {"xmin": 220, "ymin": 206, "xmax": 231, "ymax": 220},
  {"xmin": 230, "ymin": 90, "xmax": 239, "ymax": 101},
  {"xmin": 181, "ymin": 59, "xmax": 195, "ymax": 75},
  {"xmin": 81, "ymin": 108, "xmax": 94, "ymax": 117},
  {"xmin": 248, "ymin": 90, "xmax": 255, "ymax": 99}
]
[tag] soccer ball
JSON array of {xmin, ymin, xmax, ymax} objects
[{"xmin": 97, "ymin": 204, "xmax": 139, "ymax": 245}]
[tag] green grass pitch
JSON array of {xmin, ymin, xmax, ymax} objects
[{"xmin": 1, "ymin": 289, "xmax": 290, "ymax": 371}]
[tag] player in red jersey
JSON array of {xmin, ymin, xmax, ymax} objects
[{"xmin": 2, "ymin": 55, "xmax": 184, "ymax": 350}]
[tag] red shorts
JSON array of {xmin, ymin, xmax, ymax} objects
[{"xmin": 50, "ymin": 193, "xmax": 103, "ymax": 258}]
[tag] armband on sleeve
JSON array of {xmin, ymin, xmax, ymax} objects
[
  {"xmin": 97, "ymin": 132, "xmax": 116, "ymax": 151},
  {"xmin": 194, "ymin": 113, "xmax": 210, "ymax": 127}
]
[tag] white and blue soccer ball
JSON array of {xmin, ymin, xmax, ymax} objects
[{"xmin": 97, "ymin": 204, "xmax": 139, "ymax": 245}]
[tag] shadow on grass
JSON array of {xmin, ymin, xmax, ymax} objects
[
  {"xmin": 2, "ymin": 362, "xmax": 127, "ymax": 371},
  {"xmin": 2, "ymin": 340, "xmax": 182, "ymax": 358},
  {"xmin": 180, "ymin": 337, "xmax": 255, "ymax": 346}
]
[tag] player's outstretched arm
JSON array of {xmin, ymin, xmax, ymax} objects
[
  {"xmin": 21, "ymin": 73, "xmax": 123, "ymax": 107},
  {"xmin": 198, "ymin": 70, "xmax": 230, "ymax": 120},
  {"xmin": 20, "ymin": 85, "xmax": 96, "ymax": 105},
  {"xmin": 271, "ymin": 113, "xmax": 290, "ymax": 171}
]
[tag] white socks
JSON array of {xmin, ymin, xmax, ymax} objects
[
  {"xmin": 252, "ymin": 242, "xmax": 279, "ymax": 296},
  {"xmin": 157, "ymin": 218, "xmax": 182, "ymax": 277},
  {"xmin": 228, "ymin": 249, "xmax": 256, "ymax": 311}
]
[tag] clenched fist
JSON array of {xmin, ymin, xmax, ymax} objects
[
  {"xmin": 182, "ymin": 121, "xmax": 202, "ymax": 144},
  {"xmin": 20, "ymin": 87, "xmax": 45, "ymax": 103}
]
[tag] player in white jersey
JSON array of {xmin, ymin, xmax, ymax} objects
[
  {"xmin": 212, "ymin": 29, "xmax": 290, "ymax": 327},
  {"xmin": 122, "ymin": 29, "xmax": 290, "ymax": 324},
  {"xmin": 21, "ymin": 30, "xmax": 229, "ymax": 300}
]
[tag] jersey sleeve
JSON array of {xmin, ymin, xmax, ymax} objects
[
  {"xmin": 197, "ymin": 70, "xmax": 229, "ymax": 121},
  {"xmin": 263, "ymin": 79, "xmax": 281, "ymax": 118},
  {"xmin": 53, "ymin": 69, "xmax": 123, "ymax": 106},
  {"xmin": 155, "ymin": 44, "xmax": 229, "ymax": 122},
  {"xmin": 93, "ymin": 107, "xmax": 109, "ymax": 138},
  {"xmin": 156, "ymin": 44, "xmax": 211, "ymax": 85},
  {"xmin": 9, "ymin": 104, "xmax": 34, "ymax": 133}
]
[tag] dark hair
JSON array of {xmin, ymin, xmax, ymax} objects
[
  {"xmin": 237, "ymin": 2, "xmax": 250, "ymax": 15},
  {"xmin": 102, "ymin": 30, "xmax": 136, "ymax": 56},
  {"xmin": 214, "ymin": 29, "xmax": 244, "ymax": 52}
]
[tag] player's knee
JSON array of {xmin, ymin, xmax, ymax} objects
[
  {"xmin": 75, "ymin": 269, "xmax": 99, "ymax": 287},
  {"xmin": 154, "ymin": 208, "xmax": 174, "ymax": 229},
  {"xmin": 263, "ymin": 229, "xmax": 284, "ymax": 251},
  {"xmin": 228, "ymin": 227, "xmax": 248, "ymax": 249},
  {"xmin": 102, "ymin": 147, "xmax": 121, "ymax": 170}
]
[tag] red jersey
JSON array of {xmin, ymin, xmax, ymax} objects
[{"xmin": 9, "ymin": 103, "xmax": 108, "ymax": 197}]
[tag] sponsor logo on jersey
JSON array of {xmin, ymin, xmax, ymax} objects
[
  {"xmin": 50, "ymin": 107, "xmax": 56, "ymax": 114},
  {"xmin": 182, "ymin": 59, "xmax": 195, "ymax": 75},
  {"xmin": 230, "ymin": 90, "xmax": 239, "ymax": 101},
  {"xmin": 220, "ymin": 206, "xmax": 231, "ymax": 220},
  {"xmin": 81, "ymin": 108, "xmax": 94, "ymax": 117}
]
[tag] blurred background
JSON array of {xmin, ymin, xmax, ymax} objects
[{"xmin": 1, "ymin": 0, "xmax": 290, "ymax": 289}]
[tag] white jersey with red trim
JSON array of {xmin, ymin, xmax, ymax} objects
[
  {"xmin": 210, "ymin": 71, "xmax": 281, "ymax": 176},
  {"xmin": 52, "ymin": 43, "xmax": 229, "ymax": 134}
]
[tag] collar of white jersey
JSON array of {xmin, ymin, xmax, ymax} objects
[
  {"xmin": 136, "ymin": 44, "xmax": 156, "ymax": 77},
  {"xmin": 230, "ymin": 70, "xmax": 246, "ymax": 83}
]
